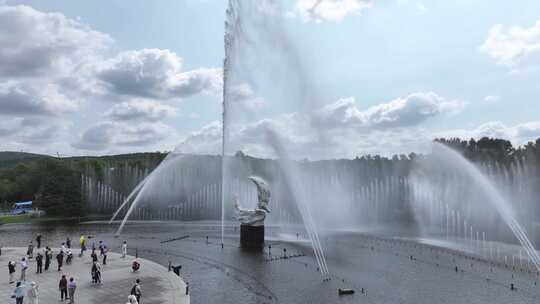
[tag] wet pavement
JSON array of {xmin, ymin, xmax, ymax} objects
[
  {"xmin": 0, "ymin": 246, "xmax": 188, "ymax": 304},
  {"xmin": 1, "ymin": 221, "xmax": 539, "ymax": 304}
]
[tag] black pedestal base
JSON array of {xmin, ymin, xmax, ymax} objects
[{"xmin": 240, "ymin": 224, "xmax": 264, "ymax": 250}]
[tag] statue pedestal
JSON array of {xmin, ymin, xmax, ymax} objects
[{"xmin": 240, "ymin": 224, "xmax": 264, "ymax": 250}]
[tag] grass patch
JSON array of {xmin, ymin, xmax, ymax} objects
[{"xmin": 0, "ymin": 213, "xmax": 34, "ymax": 224}]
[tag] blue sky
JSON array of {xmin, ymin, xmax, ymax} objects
[{"xmin": 0, "ymin": 0, "xmax": 539, "ymax": 158}]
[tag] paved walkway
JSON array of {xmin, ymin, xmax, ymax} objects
[{"xmin": 0, "ymin": 247, "xmax": 189, "ymax": 304}]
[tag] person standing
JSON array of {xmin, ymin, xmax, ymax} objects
[
  {"xmin": 91, "ymin": 261, "xmax": 102, "ymax": 284},
  {"xmin": 27, "ymin": 241, "xmax": 34, "ymax": 259},
  {"xmin": 59, "ymin": 275, "xmax": 68, "ymax": 302},
  {"xmin": 56, "ymin": 251, "xmax": 64, "ymax": 272},
  {"xmin": 99, "ymin": 241, "xmax": 104, "ymax": 256},
  {"xmin": 66, "ymin": 237, "xmax": 71, "ymax": 249},
  {"xmin": 122, "ymin": 241, "xmax": 128, "ymax": 258},
  {"xmin": 102, "ymin": 246, "xmax": 108, "ymax": 265},
  {"xmin": 13, "ymin": 281, "xmax": 26, "ymax": 304},
  {"xmin": 130, "ymin": 279, "xmax": 142, "ymax": 303},
  {"xmin": 79, "ymin": 235, "xmax": 86, "ymax": 257},
  {"xmin": 8, "ymin": 260, "xmax": 16, "ymax": 284},
  {"xmin": 35, "ymin": 252, "xmax": 43, "ymax": 274},
  {"xmin": 61, "ymin": 242, "xmax": 66, "ymax": 254},
  {"xmin": 36, "ymin": 234, "xmax": 42, "ymax": 249},
  {"xmin": 67, "ymin": 277, "xmax": 77, "ymax": 303},
  {"xmin": 91, "ymin": 250, "xmax": 98, "ymax": 263},
  {"xmin": 28, "ymin": 281, "xmax": 39, "ymax": 304},
  {"xmin": 20, "ymin": 257, "xmax": 28, "ymax": 281},
  {"xmin": 44, "ymin": 247, "xmax": 52, "ymax": 271}
]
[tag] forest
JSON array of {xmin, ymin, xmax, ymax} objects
[{"xmin": 0, "ymin": 137, "xmax": 539, "ymax": 218}]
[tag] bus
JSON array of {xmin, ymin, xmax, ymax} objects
[{"xmin": 11, "ymin": 201, "xmax": 33, "ymax": 215}]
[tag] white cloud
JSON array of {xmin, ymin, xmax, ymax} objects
[
  {"xmin": 0, "ymin": 82, "xmax": 78, "ymax": 116},
  {"xmin": 479, "ymin": 21, "xmax": 540, "ymax": 67},
  {"xmin": 0, "ymin": 116, "xmax": 69, "ymax": 146},
  {"xmin": 177, "ymin": 92, "xmax": 463, "ymax": 158},
  {"xmin": 72, "ymin": 121, "xmax": 177, "ymax": 151},
  {"xmin": 315, "ymin": 92, "xmax": 465, "ymax": 129},
  {"xmin": 0, "ymin": 5, "xmax": 111, "ymax": 78},
  {"xmin": 94, "ymin": 48, "xmax": 222, "ymax": 100},
  {"xmin": 0, "ymin": 5, "xmax": 222, "ymax": 154},
  {"xmin": 295, "ymin": 0, "xmax": 373, "ymax": 23},
  {"xmin": 105, "ymin": 100, "xmax": 176, "ymax": 122},
  {"xmin": 229, "ymin": 84, "xmax": 265, "ymax": 111},
  {"xmin": 436, "ymin": 121, "xmax": 540, "ymax": 146},
  {"xmin": 483, "ymin": 95, "xmax": 501, "ymax": 103}
]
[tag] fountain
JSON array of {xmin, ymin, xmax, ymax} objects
[
  {"xmin": 221, "ymin": 0, "xmax": 331, "ymax": 277},
  {"xmin": 103, "ymin": 0, "xmax": 540, "ymax": 288},
  {"xmin": 410, "ymin": 143, "xmax": 540, "ymax": 270}
]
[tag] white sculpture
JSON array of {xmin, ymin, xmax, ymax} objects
[{"xmin": 234, "ymin": 176, "xmax": 271, "ymax": 226}]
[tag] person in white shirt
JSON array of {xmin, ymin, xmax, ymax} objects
[
  {"xmin": 19, "ymin": 257, "xmax": 28, "ymax": 281},
  {"xmin": 122, "ymin": 241, "xmax": 127, "ymax": 259},
  {"xmin": 28, "ymin": 281, "xmax": 39, "ymax": 304},
  {"xmin": 126, "ymin": 294, "xmax": 138, "ymax": 304}
]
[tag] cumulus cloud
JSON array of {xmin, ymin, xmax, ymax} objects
[
  {"xmin": 0, "ymin": 116, "xmax": 68, "ymax": 145},
  {"xmin": 72, "ymin": 121, "xmax": 176, "ymax": 151},
  {"xmin": 94, "ymin": 48, "xmax": 222, "ymax": 100},
  {"xmin": 0, "ymin": 5, "xmax": 111, "ymax": 78},
  {"xmin": 436, "ymin": 121, "xmax": 540, "ymax": 146},
  {"xmin": 177, "ymin": 92, "xmax": 463, "ymax": 158},
  {"xmin": 0, "ymin": 82, "xmax": 78, "ymax": 116},
  {"xmin": 479, "ymin": 21, "xmax": 540, "ymax": 66},
  {"xmin": 315, "ymin": 92, "xmax": 465, "ymax": 129},
  {"xmin": 295, "ymin": 0, "xmax": 373, "ymax": 23},
  {"xmin": 0, "ymin": 5, "xmax": 222, "ymax": 154},
  {"xmin": 229, "ymin": 84, "xmax": 265, "ymax": 111},
  {"xmin": 105, "ymin": 100, "xmax": 176, "ymax": 122}
]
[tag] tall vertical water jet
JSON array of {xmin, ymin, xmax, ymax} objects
[{"xmin": 221, "ymin": 0, "xmax": 331, "ymax": 277}]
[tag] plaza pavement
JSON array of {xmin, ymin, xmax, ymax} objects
[{"xmin": 0, "ymin": 247, "xmax": 189, "ymax": 304}]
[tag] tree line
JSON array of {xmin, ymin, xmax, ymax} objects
[
  {"xmin": 0, "ymin": 152, "xmax": 165, "ymax": 217},
  {"xmin": 1, "ymin": 137, "xmax": 539, "ymax": 218}
]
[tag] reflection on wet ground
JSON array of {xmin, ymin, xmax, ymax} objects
[{"xmin": 1, "ymin": 221, "xmax": 539, "ymax": 304}]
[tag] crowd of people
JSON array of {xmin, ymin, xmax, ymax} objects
[{"xmin": 6, "ymin": 234, "xmax": 143, "ymax": 304}]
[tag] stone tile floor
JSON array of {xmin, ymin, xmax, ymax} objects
[{"xmin": 0, "ymin": 247, "xmax": 189, "ymax": 304}]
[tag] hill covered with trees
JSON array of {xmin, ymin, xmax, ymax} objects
[{"xmin": 1, "ymin": 137, "xmax": 539, "ymax": 219}]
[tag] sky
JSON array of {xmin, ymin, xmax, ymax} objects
[{"xmin": 0, "ymin": 0, "xmax": 539, "ymax": 158}]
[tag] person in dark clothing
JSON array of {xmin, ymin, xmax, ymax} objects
[
  {"xmin": 172, "ymin": 265, "xmax": 182, "ymax": 276},
  {"xmin": 56, "ymin": 251, "xmax": 64, "ymax": 272},
  {"xmin": 59, "ymin": 275, "xmax": 68, "ymax": 301},
  {"xmin": 35, "ymin": 252, "xmax": 43, "ymax": 273},
  {"xmin": 102, "ymin": 246, "xmax": 108, "ymax": 265},
  {"xmin": 130, "ymin": 279, "xmax": 142, "ymax": 303},
  {"xmin": 99, "ymin": 241, "xmax": 104, "ymax": 256},
  {"xmin": 66, "ymin": 249, "xmax": 73, "ymax": 265},
  {"xmin": 132, "ymin": 260, "xmax": 140, "ymax": 272},
  {"xmin": 66, "ymin": 237, "xmax": 71, "ymax": 249},
  {"xmin": 91, "ymin": 250, "xmax": 98, "ymax": 263},
  {"xmin": 91, "ymin": 261, "xmax": 102, "ymax": 284},
  {"xmin": 27, "ymin": 241, "xmax": 34, "ymax": 259},
  {"xmin": 36, "ymin": 234, "xmax": 42, "ymax": 249},
  {"xmin": 44, "ymin": 247, "xmax": 52, "ymax": 271},
  {"xmin": 8, "ymin": 260, "xmax": 16, "ymax": 283}
]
